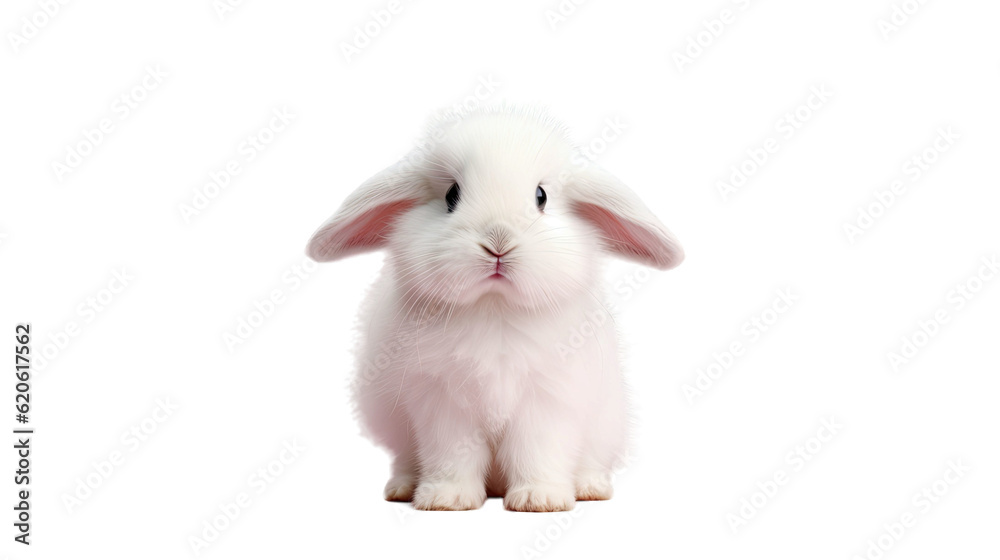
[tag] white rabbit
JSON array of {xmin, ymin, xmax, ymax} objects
[{"xmin": 307, "ymin": 105, "xmax": 683, "ymax": 511}]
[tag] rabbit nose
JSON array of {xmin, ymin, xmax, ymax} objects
[
  {"xmin": 483, "ymin": 224, "xmax": 514, "ymax": 256},
  {"xmin": 480, "ymin": 244, "xmax": 509, "ymax": 258}
]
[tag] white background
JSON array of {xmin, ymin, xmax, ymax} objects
[{"xmin": 1, "ymin": 0, "xmax": 998, "ymax": 559}]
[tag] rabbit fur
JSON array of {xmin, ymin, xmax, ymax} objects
[{"xmin": 307, "ymin": 105, "xmax": 683, "ymax": 511}]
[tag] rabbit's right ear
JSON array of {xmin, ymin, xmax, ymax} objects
[{"xmin": 306, "ymin": 160, "xmax": 425, "ymax": 262}]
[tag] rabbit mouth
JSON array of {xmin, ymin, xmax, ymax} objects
[
  {"xmin": 484, "ymin": 260, "xmax": 511, "ymax": 285},
  {"xmin": 485, "ymin": 254, "xmax": 509, "ymax": 278},
  {"xmin": 489, "ymin": 257, "xmax": 516, "ymax": 281}
]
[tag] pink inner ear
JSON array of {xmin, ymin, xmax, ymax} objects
[
  {"xmin": 574, "ymin": 201, "xmax": 662, "ymax": 264},
  {"xmin": 315, "ymin": 199, "xmax": 416, "ymax": 258}
]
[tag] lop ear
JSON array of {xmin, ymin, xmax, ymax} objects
[
  {"xmin": 306, "ymin": 160, "xmax": 424, "ymax": 262},
  {"xmin": 569, "ymin": 164, "xmax": 684, "ymax": 270}
]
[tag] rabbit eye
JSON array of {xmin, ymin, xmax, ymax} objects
[
  {"xmin": 535, "ymin": 185, "xmax": 547, "ymax": 211},
  {"xmin": 446, "ymin": 183, "xmax": 461, "ymax": 213}
]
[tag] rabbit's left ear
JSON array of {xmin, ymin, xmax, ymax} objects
[{"xmin": 568, "ymin": 164, "xmax": 684, "ymax": 270}]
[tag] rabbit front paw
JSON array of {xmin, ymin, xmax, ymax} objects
[
  {"xmin": 504, "ymin": 483, "xmax": 576, "ymax": 512},
  {"xmin": 412, "ymin": 479, "xmax": 486, "ymax": 511},
  {"xmin": 384, "ymin": 475, "xmax": 416, "ymax": 502}
]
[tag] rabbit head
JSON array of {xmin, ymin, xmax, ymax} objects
[{"xmin": 306, "ymin": 106, "xmax": 683, "ymax": 311}]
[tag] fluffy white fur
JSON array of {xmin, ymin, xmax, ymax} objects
[{"xmin": 307, "ymin": 106, "xmax": 683, "ymax": 511}]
